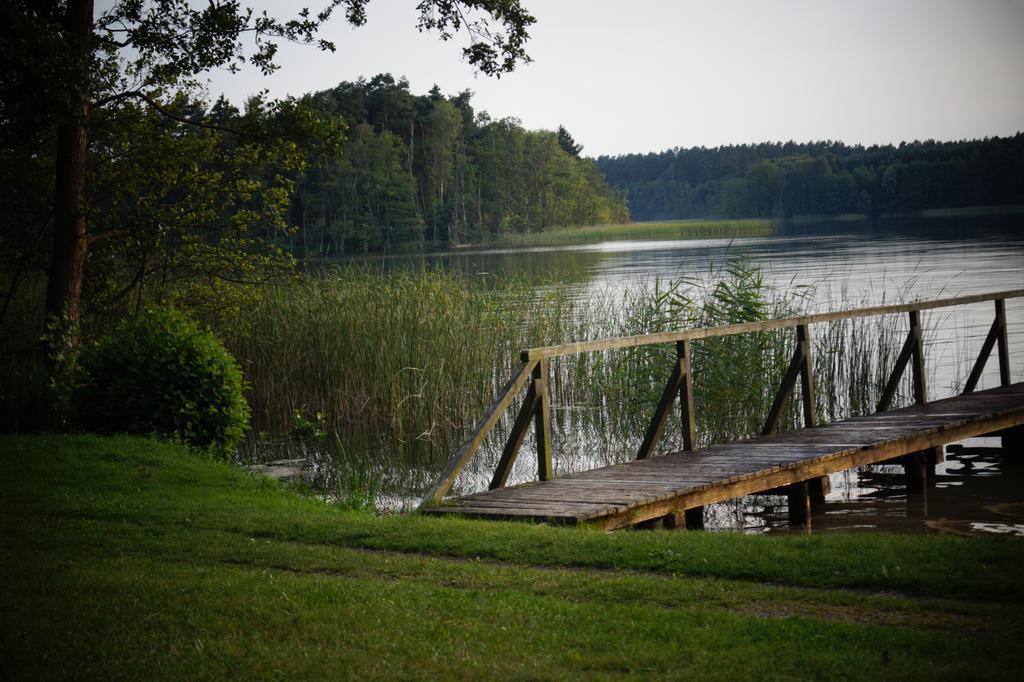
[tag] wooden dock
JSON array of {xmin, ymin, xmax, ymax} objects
[
  {"xmin": 419, "ymin": 290, "xmax": 1024, "ymax": 530},
  {"xmin": 423, "ymin": 383, "xmax": 1024, "ymax": 530}
]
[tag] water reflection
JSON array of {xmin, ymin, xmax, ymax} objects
[{"xmin": 730, "ymin": 437, "xmax": 1024, "ymax": 536}]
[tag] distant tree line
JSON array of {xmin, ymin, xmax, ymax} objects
[
  {"xmin": 595, "ymin": 135, "xmax": 1024, "ymax": 221},
  {"xmin": 293, "ymin": 74, "xmax": 629, "ymax": 255}
]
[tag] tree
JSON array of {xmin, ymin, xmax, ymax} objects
[
  {"xmin": 557, "ymin": 125, "xmax": 583, "ymax": 157},
  {"xmin": 423, "ymin": 99, "xmax": 463, "ymax": 243},
  {"xmin": 3, "ymin": 0, "xmax": 534, "ymax": 355}
]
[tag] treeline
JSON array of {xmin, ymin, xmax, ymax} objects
[
  {"xmin": 595, "ymin": 135, "xmax": 1024, "ymax": 221},
  {"xmin": 294, "ymin": 74, "xmax": 628, "ymax": 254}
]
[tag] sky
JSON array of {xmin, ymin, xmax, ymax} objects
[{"xmin": 121, "ymin": 0, "xmax": 1024, "ymax": 157}]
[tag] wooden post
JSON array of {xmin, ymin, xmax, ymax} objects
[
  {"xmin": 908, "ymin": 310, "xmax": 926, "ymax": 405},
  {"xmin": 797, "ymin": 324, "xmax": 816, "ymax": 428},
  {"xmin": 663, "ymin": 508, "xmax": 704, "ymax": 530},
  {"xmin": 906, "ymin": 310, "xmax": 943, "ymax": 479},
  {"xmin": 787, "ymin": 481, "xmax": 811, "ymax": 530},
  {"xmin": 533, "ymin": 358, "xmax": 553, "ymax": 481},
  {"xmin": 995, "ymin": 299, "xmax": 1010, "ymax": 387},
  {"xmin": 809, "ymin": 476, "xmax": 829, "ymax": 507},
  {"xmin": 903, "ymin": 451, "xmax": 928, "ymax": 494},
  {"xmin": 678, "ymin": 340, "xmax": 697, "ymax": 451},
  {"xmin": 1002, "ymin": 426, "xmax": 1023, "ymax": 461}
]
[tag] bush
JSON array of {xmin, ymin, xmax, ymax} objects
[{"xmin": 76, "ymin": 309, "xmax": 249, "ymax": 456}]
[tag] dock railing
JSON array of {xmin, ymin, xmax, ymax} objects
[{"xmin": 419, "ymin": 289, "xmax": 1023, "ymax": 509}]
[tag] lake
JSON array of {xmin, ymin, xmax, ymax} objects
[
  {"xmin": 402, "ymin": 215, "xmax": 1024, "ymax": 394},
  {"xmin": 368, "ymin": 214, "xmax": 1024, "ymax": 533}
]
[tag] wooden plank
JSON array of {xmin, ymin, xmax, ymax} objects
[
  {"xmin": 452, "ymin": 497, "xmax": 629, "ymax": 512},
  {"xmin": 522, "ymin": 289, "xmax": 1024, "ymax": 361},
  {"xmin": 426, "ymin": 507, "xmax": 582, "ymax": 523},
  {"xmin": 481, "ymin": 487, "xmax": 664, "ymax": 503},
  {"xmin": 996, "ymin": 299, "xmax": 1011, "ymax": 387},
  {"xmin": 533, "ymin": 359, "xmax": 553, "ymax": 481},
  {"xmin": 798, "ymin": 324, "xmax": 817, "ymax": 429},
  {"xmin": 909, "ymin": 310, "xmax": 927, "ymax": 405},
  {"xmin": 447, "ymin": 494, "xmax": 618, "ymax": 512},
  {"xmin": 679, "ymin": 339, "xmax": 697, "ymax": 452}
]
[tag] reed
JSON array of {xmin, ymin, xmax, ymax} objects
[
  {"xmin": 225, "ymin": 260, "xmax": 967, "ymax": 504},
  {"xmin": 482, "ymin": 219, "xmax": 775, "ymax": 247},
  {"xmin": 226, "ymin": 267, "xmax": 614, "ymax": 477}
]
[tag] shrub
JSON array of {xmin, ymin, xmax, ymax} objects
[{"xmin": 76, "ymin": 309, "xmax": 249, "ymax": 456}]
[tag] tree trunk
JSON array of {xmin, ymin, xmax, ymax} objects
[{"xmin": 46, "ymin": 0, "xmax": 93, "ymax": 351}]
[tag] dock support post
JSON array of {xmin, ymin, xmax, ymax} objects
[
  {"xmin": 1002, "ymin": 426, "xmax": 1023, "ymax": 462},
  {"xmin": 925, "ymin": 447, "xmax": 943, "ymax": 487},
  {"xmin": 902, "ymin": 452, "xmax": 928, "ymax": 494},
  {"xmin": 786, "ymin": 482, "xmax": 811, "ymax": 530},
  {"xmin": 809, "ymin": 476, "xmax": 830, "ymax": 507},
  {"xmin": 663, "ymin": 507, "xmax": 704, "ymax": 530}
]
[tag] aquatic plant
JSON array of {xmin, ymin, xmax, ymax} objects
[{"xmin": 224, "ymin": 260, "xmax": 971, "ymax": 503}]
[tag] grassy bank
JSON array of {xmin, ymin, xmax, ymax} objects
[
  {"xmin": 2, "ymin": 434, "xmax": 1023, "ymax": 678},
  {"xmin": 479, "ymin": 218, "xmax": 775, "ymax": 247}
]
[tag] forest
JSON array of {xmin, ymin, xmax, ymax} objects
[
  {"xmin": 297, "ymin": 75, "xmax": 629, "ymax": 253},
  {"xmin": 596, "ymin": 135, "xmax": 1024, "ymax": 221}
]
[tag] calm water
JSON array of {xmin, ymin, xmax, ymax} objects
[
  {"xmin": 381, "ymin": 216, "xmax": 1024, "ymax": 533},
  {"xmin": 405, "ymin": 216, "xmax": 1024, "ymax": 395}
]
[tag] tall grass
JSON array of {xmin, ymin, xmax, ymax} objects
[
  {"xmin": 228, "ymin": 267, "xmax": 618, "ymax": 482},
  {"xmin": 226, "ymin": 260, "xmax": 950, "ymax": 503}
]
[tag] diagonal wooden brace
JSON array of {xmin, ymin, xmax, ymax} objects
[{"xmin": 636, "ymin": 341, "xmax": 696, "ymax": 460}]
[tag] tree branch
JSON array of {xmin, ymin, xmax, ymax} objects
[{"xmin": 93, "ymin": 90, "xmax": 249, "ymax": 137}]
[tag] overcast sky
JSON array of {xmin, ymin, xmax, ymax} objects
[{"xmin": 153, "ymin": 0, "xmax": 1024, "ymax": 157}]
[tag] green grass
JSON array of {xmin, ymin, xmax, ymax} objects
[
  {"xmin": 483, "ymin": 218, "xmax": 776, "ymax": 246},
  {"xmin": 3, "ymin": 434, "xmax": 1023, "ymax": 678}
]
